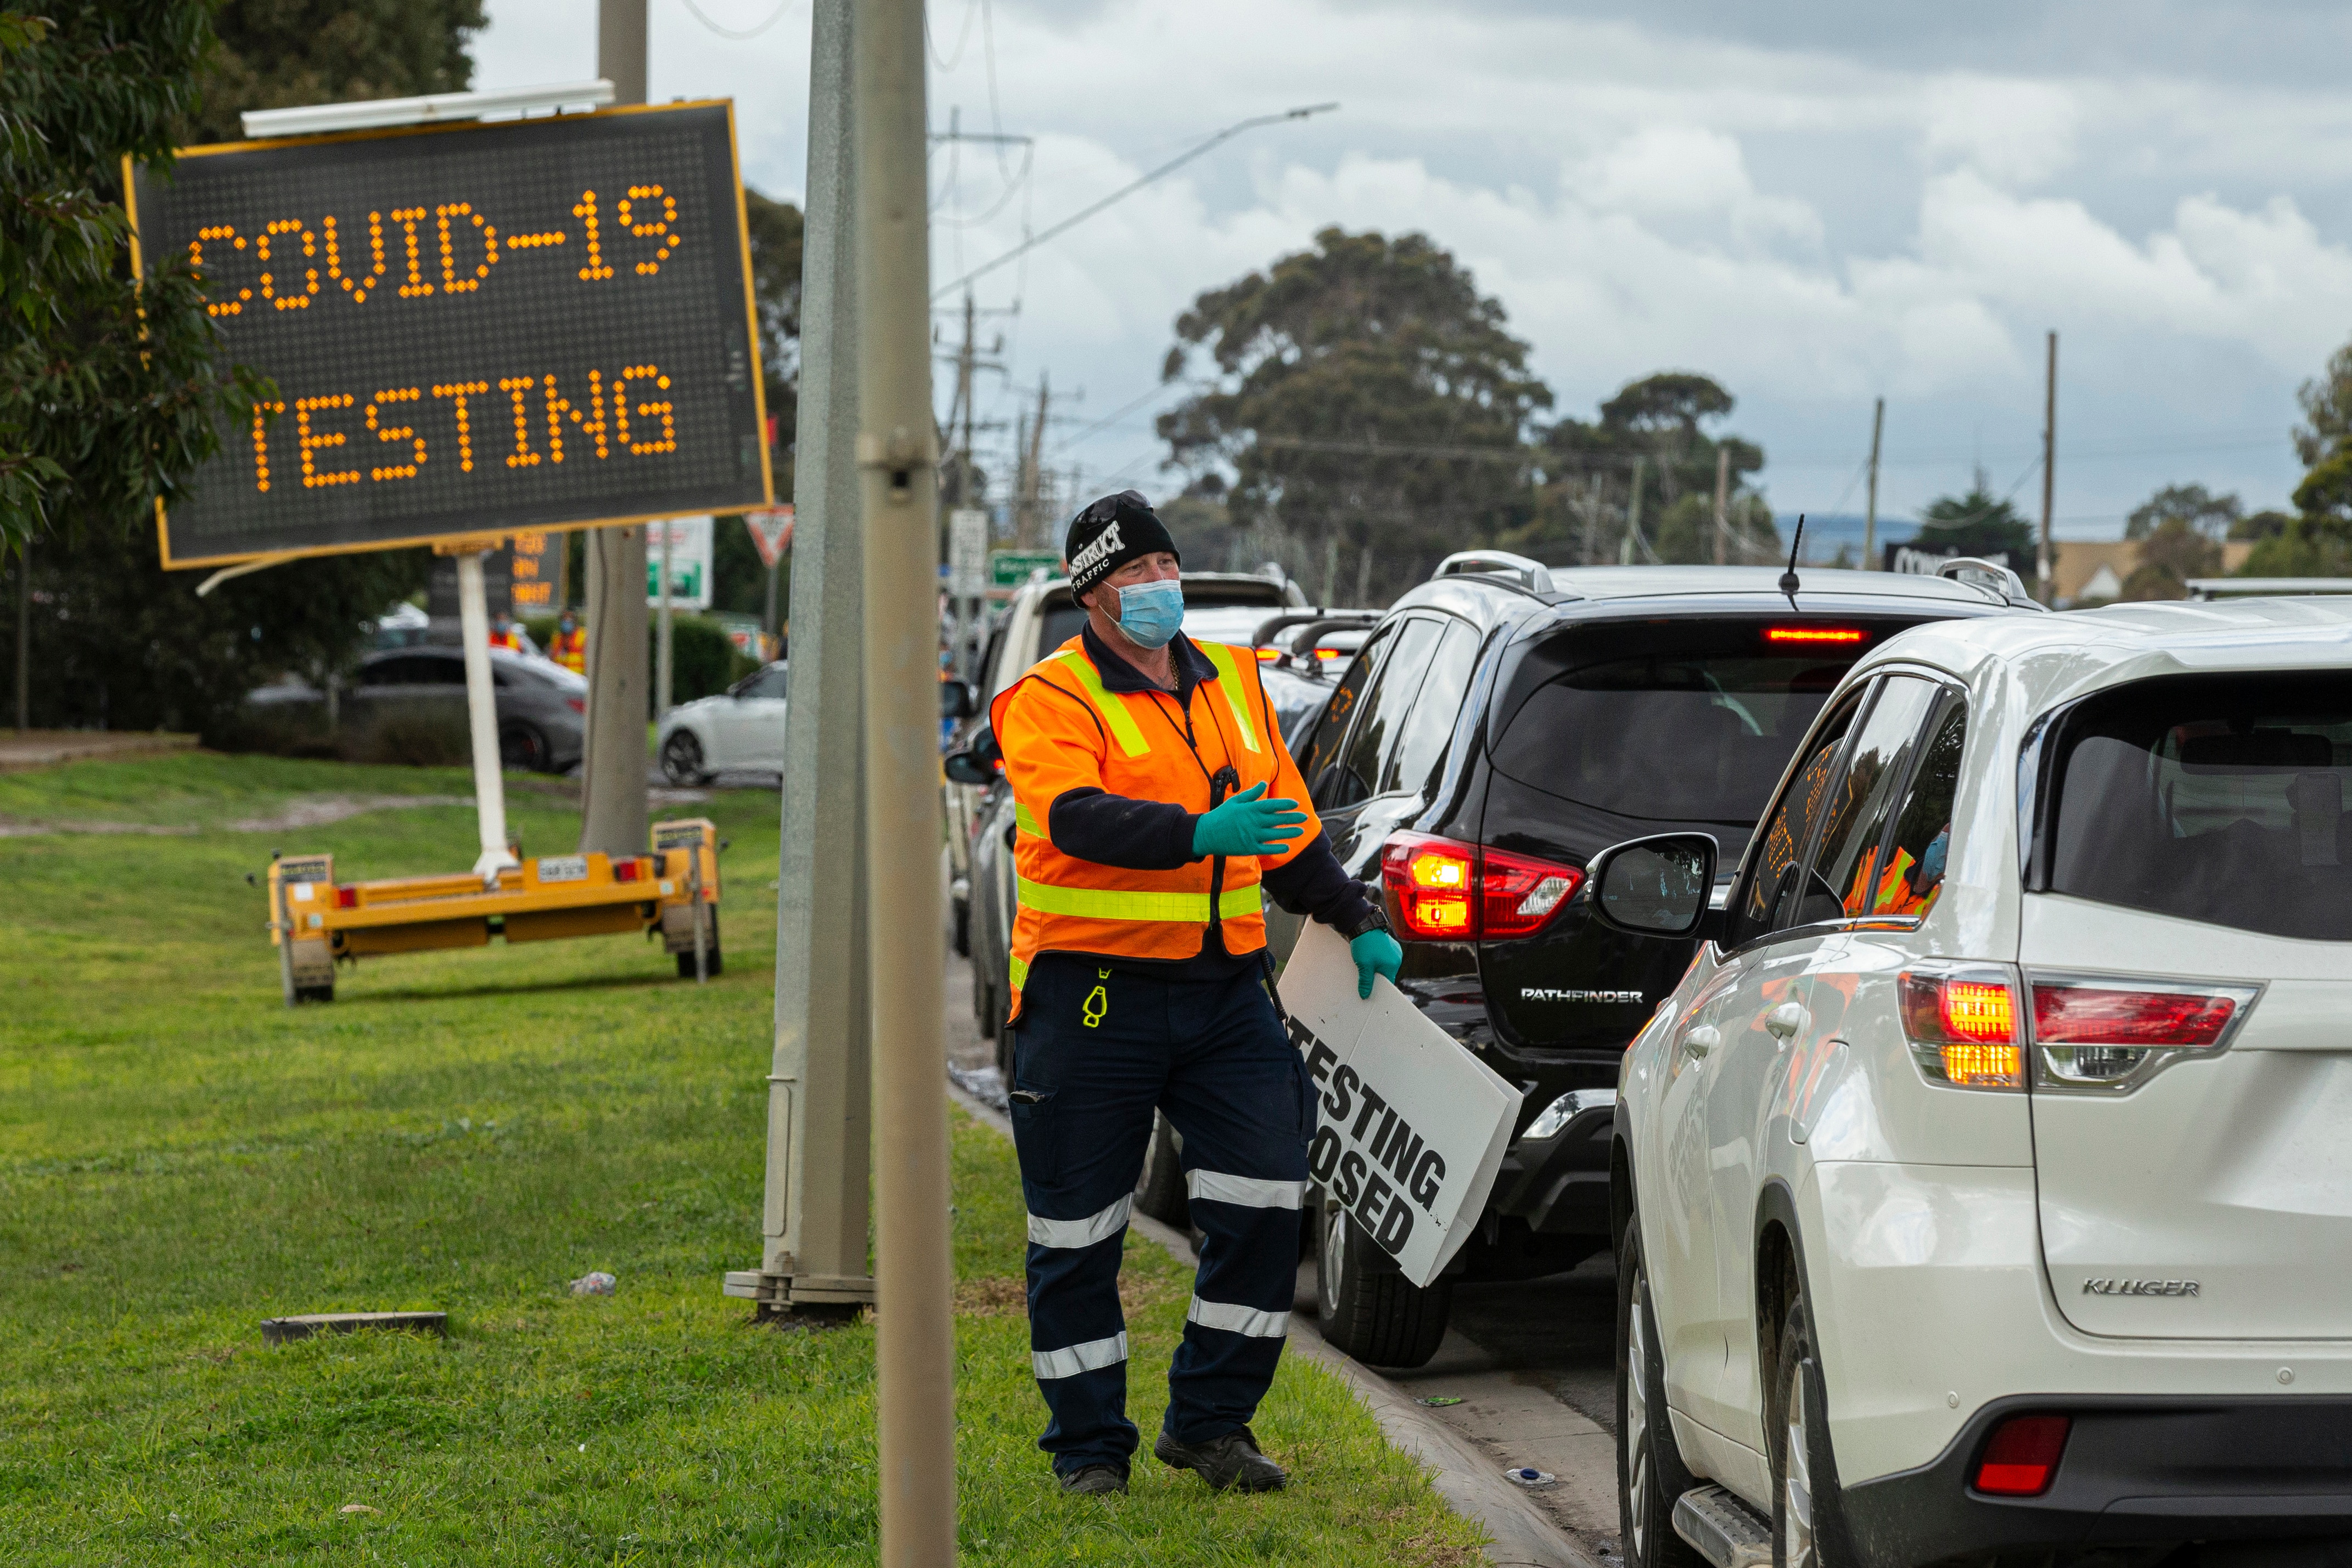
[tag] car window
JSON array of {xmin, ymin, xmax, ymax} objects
[
  {"xmin": 2046, "ymin": 671, "xmax": 2351, "ymax": 941},
  {"xmin": 1801, "ymin": 675, "xmax": 1943, "ymax": 925},
  {"xmin": 1325, "ymin": 616, "xmax": 1441, "ymax": 811},
  {"xmin": 1727, "ymin": 685, "xmax": 1867, "ymax": 947},
  {"xmin": 745, "ymin": 666, "xmax": 789, "ymax": 700},
  {"xmin": 1299, "ymin": 623, "xmax": 1393, "ymax": 799},
  {"xmin": 1871, "ymin": 695, "xmax": 1966, "ymax": 919},
  {"xmin": 1380, "ymin": 619, "xmax": 1478, "ymax": 797}
]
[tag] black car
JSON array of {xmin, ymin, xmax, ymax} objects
[{"xmin": 1210, "ymin": 552, "xmax": 2036, "ymax": 1365}]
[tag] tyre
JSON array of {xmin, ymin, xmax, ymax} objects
[
  {"xmin": 1315, "ymin": 1199, "xmax": 1450, "ymax": 1368},
  {"xmin": 660, "ymin": 729, "xmax": 709, "ymax": 785},
  {"xmin": 952, "ymin": 895, "xmax": 971, "ymax": 958},
  {"xmin": 974, "ymin": 963, "xmax": 999, "ymax": 1041},
  {"xmin": 673, "ymin": 908, "xmax": 722, "ymax": 977},
  {"xmin": 993, "ymin": 1014, "xmax": 1013, "ymax": 1082},
  {"xmin": 1770, "ymin": 1288, "xmax": 1854, "ymax": 1568},
  {"xmin": 1617, "ymin": 1220, "xmax": 1703, "ymax": 1568},
  {"xmin": 1133, "ymin": 1110, "xmax": 1188, "ymax": 1228},
  {"xmin": 500, "ymin": 722, "xmax": 552, "ymax": 772},
  {"xmin": 293, "ymin": 983, "xmax": 335, "ymax": 1004}
]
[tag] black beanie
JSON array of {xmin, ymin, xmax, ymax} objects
[{"xmin": 1064, "ymin": 490, "xmax": 1179, "ymax": 598}]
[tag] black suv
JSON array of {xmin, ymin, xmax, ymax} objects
[{"xmin": 1167, "ymin": 551, "xmax": 2037, "ymax": 1365}]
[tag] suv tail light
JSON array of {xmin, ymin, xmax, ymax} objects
[
  {"xmin": 1380, "ymin": 833, "xmax": 1583, "ymax": 940},
  {"xmin": 1898, "ymin": 966, "xmax": 2023, "ymax": 1089},
  {"xmin": 2029, "ymin": 974, "xmax": 2260, "ymax": 1092},
  {"xmin": 1974, "ymin": 1414, "xmax": 2069, "ymax": 1496}
]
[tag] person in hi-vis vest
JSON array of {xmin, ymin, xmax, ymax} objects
[{"xmin": 990, "ymin": 491, "xmax": 1404, "ymax": 1497}]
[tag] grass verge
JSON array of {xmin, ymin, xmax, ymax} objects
[{"xmin": 0, "ymin": 752, "xmax": 1484, "ymax": 1564}]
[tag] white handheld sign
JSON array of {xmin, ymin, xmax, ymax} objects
[{"xmin": 1278, "ymin": 921, "xmax": 1522, "ymax": 1288}]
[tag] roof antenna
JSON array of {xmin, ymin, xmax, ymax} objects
[{"xmin": 1779, "ymin": 515, "xmax": 1805, "ymax": 600}]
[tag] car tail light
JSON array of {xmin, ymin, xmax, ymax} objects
[
  {"xmin": 1765, "ymin": 626, "xmax": 1865, "ymax": 646},
  {"xmin": 1380, "ymin": 833, "xmax": 1583, "ymax": 941},
  {"xmin": 2028, "ymin": 974, "xmax": 2260, "ymax": 1091},
  {"xmin": 1898, "ymin": 968, "xmax": 2023, "ymax": 1089},
  {"xmin": 1254, "ymin": 646, "xmax": 1281, "ymax": 661},
  {"xmin": 1974, "ymin": 1414, "xmax": 2069, "ymax": 1496},
  {"xmin": 566, "ymin": 697, "xmax": 586, "ymax": 713}
]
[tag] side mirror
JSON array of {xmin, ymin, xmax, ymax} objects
[
  {"xmin": 1586, "ymin": 833, "xmax": 1719, "ymax": 938},
  {"xmin": 940, "ymin": 678, "xmax": 978, "ymax": 721},
  {"xmin": 942, "ymin": 727, "xmax": 1001, "ymax": 787}
]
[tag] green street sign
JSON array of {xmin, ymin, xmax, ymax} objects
[{"xmin": 989, "ymin": 550, "xmax": 1063, "ymax": 588}]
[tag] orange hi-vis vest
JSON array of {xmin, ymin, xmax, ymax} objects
[
  {"xmin": 549, "ymin": 627, "xmax": 587, "ymax": 674},
  {"xmin": 990, "ymin": 633, "xmax": 1324, "ymax": 1020}
]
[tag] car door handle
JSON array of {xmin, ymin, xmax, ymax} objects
[
  {"xmin": 1682, "ymin": 1025, "xmax": 1719, "ymax": 1059},
  {"xmin": 1766, "ymin": 1002, "xmax": 1805, "ymax": 1041}
]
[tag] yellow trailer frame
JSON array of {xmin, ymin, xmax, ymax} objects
[{"xmin": 265, "ymin": 818, "xmax": 722, "ymax": 1002}]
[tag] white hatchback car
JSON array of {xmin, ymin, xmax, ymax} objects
[
  {"xmin": 656, "ymin": 660, "xmax": 788, "ymax": 783},
  {"xmin": 1601, "ymin": 597, "xmax": 2352, "ymax": 1567}
]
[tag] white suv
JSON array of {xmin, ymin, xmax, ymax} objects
[{"xmin": 1599, "ymin": 597, "xmax": 2352, "ymax": 1567}]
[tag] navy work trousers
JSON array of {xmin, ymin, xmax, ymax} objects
[{"xmin": 1008, "ymin": 952, "xmax": 1315, "ymax": 1477}]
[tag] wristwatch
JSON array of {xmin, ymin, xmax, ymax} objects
[{"xmin": 1334, "ymin": 900, "xmax": 1390, "ymax": 943}]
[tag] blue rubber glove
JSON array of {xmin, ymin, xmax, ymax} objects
[
  {"xmin": 1191, "ymin": 780, "xmax": 1307, "ymax": 859},
  {"xmin": 1350, "ymin": 928, "xmax": 1404, "ymax": 999}
]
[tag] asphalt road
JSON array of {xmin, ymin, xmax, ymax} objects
[{"xmin": 941, "ymin": 945, "xmax": 1626, "ymax": 1564}]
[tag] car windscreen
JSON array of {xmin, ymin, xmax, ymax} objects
[
  {"xmin": 1490, "ymin": 621, "xmax": 1883, "ymax": 826},
  {"xmin": 2043, "ymin": 671, "xmax": 2352, "ymax": 941}
]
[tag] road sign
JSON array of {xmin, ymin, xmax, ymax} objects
[
  {"xmin": 948, "ymin": 509, "xmax": 988, "ymax": 596},
  {"xmin": 647, "ymin": 515, "xmax": 712, "ymax": 609},
  {"xmin": 126, "ymin": 102, "xmax": 772, "ymax": 567},
  {"xmin": 988, "ymin": 550, "xmax": 1062, "ymax": 588},
  {"xmin": 744, "ymin": 505, "xmax": 793, "ymax": 567}
]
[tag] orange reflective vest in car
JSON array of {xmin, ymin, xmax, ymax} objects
[{"xmin": 990, "ymin": 632, "xmax": 1323, "ymax": 1020}]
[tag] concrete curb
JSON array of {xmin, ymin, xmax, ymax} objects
[{"xmin": 945, "ymin": 1081, "xmax": 1598, "ymax": 1568}]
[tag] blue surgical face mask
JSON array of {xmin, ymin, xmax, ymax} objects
[{"xmin": 1113, "ymin": 579, "xmax": 1185, "ymax": 649}]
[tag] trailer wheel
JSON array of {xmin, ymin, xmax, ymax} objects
[
  {"xmin": 294, "ymin": 983, "xmax": 335, "ymax": 1004},
  {"xmin": 674, "ymin": 908, "xmax": 722, "ymax": 977}
]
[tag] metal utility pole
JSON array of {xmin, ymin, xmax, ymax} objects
[
  {"xmin": 2039, "ymin": 330, "xmax": 2057, "ymax": 600},
  {"xmin": 725, "ymin": 0, "xmax": 875, "ymax": 1321},
  {"xmin": 1016, "ymin": 374, "xmax": 1050, "ymax": 547},
  {"xmin": 656, "ymin": 522, "xmax": 675, "ymax": 718},
  {"xmin": 856, "ymin": 0, "xmax": 955, "ymax": 1557},
  {"xmin": 1625, "ymin": 456, "xmax": 1646, "ymax": 565},
  {"xmin": 1862, "ymin": 397, "xmax": 1884, "ymax": 570},
  {"xmin": 1713, "ymin": 445, "xmax": 1731, "ymax": 565},
  {"xmin": 580, "ymin": 0, "xmax": 651, "ymax": 858},
  {"xmin": 447, "ymin": 541, "xmax": 520, "ymax": 880}
]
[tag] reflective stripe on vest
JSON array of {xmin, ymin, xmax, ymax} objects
[
  {"xmin": 1015, "ymin": 801, "xmax": 1043, "ymax": 839},
  {"xmin": 1009, "ymin": 955, "xmax": 1029, "ymax": 993},
  {"xmin": 1052, "ymin": 651, "xmax": 1150, "ymax": 758},
  {"xmin": 1015, "ymin": 876, "xmax": 1260, "ymax": 923},
  {"xmin": 1197, "ymin": 642, "xmax": 1261, "ymax": 754}
]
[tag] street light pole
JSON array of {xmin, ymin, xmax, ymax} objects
[{"xmin": 855, "ymin": 0, "xmax": 953, "ymax": 1560}]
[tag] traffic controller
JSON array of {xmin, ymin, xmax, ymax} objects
[{"xmin": 262, "ymin": 817, "xmax": 723, "ymax": 1003}]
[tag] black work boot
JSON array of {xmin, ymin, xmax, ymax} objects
[
  {"xmin": 1153, "ymin": 1424, "xmax": 1287, "ymax": 1492},
  {"xmin": 1057, "ymin": 1463, "xmax": 1129, "ymax": 1496}
]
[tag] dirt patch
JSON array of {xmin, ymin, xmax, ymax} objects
[
  {"xmin": 956, "ymin": 1277, "xmax": 1030, "ymax": 1318},
  {"xmin": 222, "ymin": 794, "xmax": 474, "ymax": 832}
]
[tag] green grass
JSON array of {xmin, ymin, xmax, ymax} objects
[{"xmin": 0, "ymin": 753, "xmax": 1483, "ymax": 1564}]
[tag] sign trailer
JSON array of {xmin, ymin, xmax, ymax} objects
[{"xmin": 130, "ymin": 94, "xmax": 770, "ymax": 1001}]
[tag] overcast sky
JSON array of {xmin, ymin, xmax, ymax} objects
[{"xmin": 475, "ymin": 0, "xmax": 2352, "ymax": 537}]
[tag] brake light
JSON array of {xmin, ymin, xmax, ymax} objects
[
  {"xmin": 1254, "ymin": 646, "xmax": 1282, "ymax": 661},
  {"xmin": 1898, "ymin": 970, "xmax": 2023, "ymax": 1088},
  {"xmin": 1974, "ymin": 1414, "xmax": 2069, "ymax": 1496},
  {"xmin": 1380, "ymin": 833, "xmax": 1583, "ymax": 940},
  {"xmin": 2033, "ymin": 983, "xmax": 2238, "ymax": 1047},
  {"xmin": 614, "ymin": 859, "xmax": 641, "ymax": 883},
  {"xmin": 1765, "ymin": 626, "xmax": 1865, "ymax": 645}
]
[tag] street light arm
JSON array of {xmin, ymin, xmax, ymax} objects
[{"xmin": 930, "ymin": 102, "xmax": 1338, "ymax": 301}]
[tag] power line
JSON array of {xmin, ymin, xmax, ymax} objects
[
  {"xmin": 676, "ymin": 0, "xmax": 796, "ymax": 41},
  {"xmin": 930, "ymin": 102, "xmax": 1339, "ymax": 300}
]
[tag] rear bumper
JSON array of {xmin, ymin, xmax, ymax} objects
[
  {"xmin": 1843, "ymin": 1394, "xmax": 2352, "ymax": 1566},
  {"xmin": 1488, "ymin": 1094, "xmax": 1615, "ymax": 1237}
]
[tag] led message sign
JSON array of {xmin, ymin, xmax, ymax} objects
[{"xmin": 126, "ymin": 102, "xmax": 771, "ymax": 567}]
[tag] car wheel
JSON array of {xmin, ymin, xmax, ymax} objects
[
  {"xmin": 1132, "ymin": 1110, "xmax": 1189, "ymax": 1228},
  {"xmin": 500, "ymin": 722, "xmax": 552, "ymax": 772},
  {"xmin": 974, "ymin": 964, "xmax": 999, "ymax": 1041},
  {"xmin": 1771, "ymin": 1288, "xmax": 1853, "ymax": 1568},
  {"xmin": 660, "ymin": 729, "xmax": 709, "ymax": 785},
  {"xmin": 673, "ymin": 908, "xmax": 722, "ymax": 978},
  {"xmin": 952, "ymin": 895, "xmax": 971, "ymax": 959},
  {"xmin": 1315, "ymin": 1199, "xmax": 1450, "ymax": 1368},
  {"xmin": 1617, "ymin": 1220, "xmax": 1703, "ymax": 1568}
]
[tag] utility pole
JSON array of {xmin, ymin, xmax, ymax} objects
[
  {"xmin": 1016, "ymin": 374, "xmax": 1050, "ymax": 547},
  {"xmin": 14, "ymin": 539, "xmax": 28, "ymax": 732},
  {"xmin": 580, "ymin": 0, "xmax": 650, "ymax": 858},
  {"xmin": 726, "ymin": 0, "xmax": 875, "ymax": 1325},
  {"xmin": 2039, "ymin": 330, "xmax": 2057, "ymax": 601},
  {"xmin": 1625, "ymin": 456, "xmax": 1646, "ymax": 565},
  {"xmin": 1862, "ymin": 397, "xmax": 1884, "ymax": 571},
  {"xmin": 855, "ymin": 0, "xmax": 955, "ymax": 1561},
  {"xmin": 656, "ymin": 522, "xmax": 675, "ymax": 718},
  {"xmin": 1713, "ymin": 446, "xmax": 1731, "ymax": 566},
  {"xmin": 1582, "ymin": 471, "xmax": 1605, "ymax": 567},
  {"xmin": 1320, "ymin": 535, "xmax": 1338, "ymax": 606}
]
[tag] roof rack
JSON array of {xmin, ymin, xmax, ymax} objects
[
  {"xmin": 2185, "ymin": 577, "xmax": 2352, "ymax": 600},
  {"xmin": 1934, "ymin": 557, "xmax": 2047, "ymax": 611},
  {"xmin": 1432, "ymin": 550, "xmax": 1554, "ymax": 594}
]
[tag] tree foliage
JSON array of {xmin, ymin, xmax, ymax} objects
[
  {"xmin": 1157, "ymin": 228, "xmax": 1551, "ymax": 602},
  {"xmin": 1522, "ymin": 372, "xmax": 1772, "ymax": 565},
  {"xmin": 187, "ymin": 0, "xmax": 482, "ymax": 143},
  {"xmin": 710, "ymin": 187, "xmax": 801, "ymax": 620},
  {"xmin": 1915, "ymin": 482, "xmax": 2036, "ymax": 566},
  {"xmin": 2125, "ymin": 482, "xmax": 2239, "ymax": 542}
]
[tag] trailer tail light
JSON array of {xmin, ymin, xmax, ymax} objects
[
  {"xmin": 2029, "ymin": 974, "xmax": 2261, "ymax": 1091},
  {"xmin": 1898, "ymin": 968, "xmax": 2023, "ymax": 1089},
  {"xmin": 613, "ymin": 859, "xmax": 641, "ymax": 883},
  {"xmin": 1380, "ymin": 834, "xmax": 1583, "ymax": 941},
  {"xmin": 1974, "ymin": 1414, "xmax": 2069, "ymax": 1496},
  {"xmin": 1765, "ymin": 626, "xmax": 1865, "ymax": 646},
  {"xmin": 336, "ymin": 887, "xmax": 358, "ymax": 909}
]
